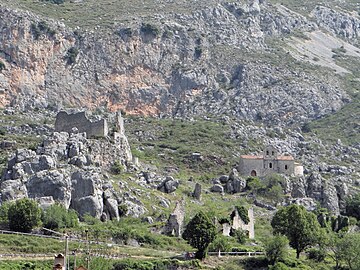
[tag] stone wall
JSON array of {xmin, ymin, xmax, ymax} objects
[
  {"xmin": 238, "ymin": 158, "xmax": 263, "ymax": 176},
  {"xmin": 222, "ymin": 208, "xmax": 255, "ymax": 239},
  {"xmin": 55, "ymin": 111, "xmax": 108, "ymax": 138},
  {"xmin": 163, "ymin": 200, "xmax": 185, "ymax": 237}
]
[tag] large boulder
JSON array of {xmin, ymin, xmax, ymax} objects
[
  {"xmin": 321, "ymin": 185, "xmax": 340, "ymax": 215},
  {"xmin": 0, "ymin": 180, "xmax": 27, "ymax": 201},
  {"xmin": 211, "ymin": 184, "xmax": 224, "ymax": 193},
  {"xmin": 26, "ymin": 170, "xmax": 72, "ymax": 208},
  {"xmin": 70, "ymin": 170, "xmax": 103, "ymax": 218},
  {"xmin": 157, "ymin": 176, "xmax": 179, "ymax": 193},
  {"xmin": 193, "ymin": 183, "xmax": 202, "ymax": 200}
]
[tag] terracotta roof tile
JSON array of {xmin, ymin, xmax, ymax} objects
[
  {"xmin": 240, "ymin": 155, "xmax": 294, "ymax": 161},
  {"xmin": 240, "ymin": 155, "xmax": 263, "ymax": 160}
]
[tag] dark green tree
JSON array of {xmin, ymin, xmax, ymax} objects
[
  {"xmin": 345, "ymin": 193, "xmax": 360, "ymax": 220},
  {"xmin": 336, "ymin": 233, "xmax": 360, "ymax": 270},
  {"xmin": 182, "ymin": 211, "xmax": 217, "ymax": 260},
  {"xmin": 208, "ymin": 235, "xmax": 231, "ymax": 253},
  {"xmin": 0, "ymin": 201, "xmax": 11, "ymax": 227},
  {"xmin": 8, "ymin": 198, "xmax": 41, "ymax": 232},
  {"xmin": 271, "ymin": 204, "xmax": 321, "ymax": 258}
]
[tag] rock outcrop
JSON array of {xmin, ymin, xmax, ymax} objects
[
  {"xmin": 0, "ymin": 112, "xmax": 135, "ymax": 220},
  {"xmin": 0, "ymin": 2, "xmax": 350, "ymax": 125}
]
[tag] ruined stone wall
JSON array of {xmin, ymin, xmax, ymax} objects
[
  {"xmin": 294, "ymin": 164, "xmax": 304, "ymax": 176},
  {"xmin": 238, "ymin": 158, "xmax": 263, "ymax": 176},
  {"xmin": 163, "ymin": 200, "xmax": 185, "ymax": 237},
  {"xmin": 55, "ymin": 111, "xmax": 108, "ymax": 138},
  {"xmin": 223, "ymin": 208, "xmax": 255, "ymax": 239}
]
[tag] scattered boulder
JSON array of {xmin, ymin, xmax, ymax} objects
[
  {"xmin": 157, "ymin": 176, "xmax": 179, "ymax": 193},
  {"xmin": 192, "ymin": 183, "xmax": 202, "ymax": 200},
  {"xmin": 211, "ymin": 184, "xmax": 224, "ymax": 193}
]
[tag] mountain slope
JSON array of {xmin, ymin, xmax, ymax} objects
[{"xmin": 0, "ymin": 0, "xmax": 358, "ymax": 127}]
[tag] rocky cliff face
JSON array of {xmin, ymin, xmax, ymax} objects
[
  {"xmin": 0, "ymin": 1, "xmax": 354, "ymax": 125},
  {"xmin": 0, "ymin": 128, "xmax": 134, "ymax": 220}
]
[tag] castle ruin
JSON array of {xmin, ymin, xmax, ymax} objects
[
  {"xmin": 238, "ymin": 146, "xmax": 303, "ymax": 177},
  {"xmin": 222, "ymin": 208, "xmax": 255, "ymax": 239},
  {"xmin": 55, "ymin": 111, "xmax": 108, "ymax": 138}
]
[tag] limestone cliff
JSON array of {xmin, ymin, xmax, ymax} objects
[{"xmin": 0, "ymin": 1, "xmax": 355, "ymax": 125}]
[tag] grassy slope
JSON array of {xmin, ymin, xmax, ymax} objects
[
  {"xmin": 268, "ymin": 0, "xmax": 359, "ymax": 14},
  {"xmin": 0, "ymin": 0, "xmax": 217, "ymax": 29}
]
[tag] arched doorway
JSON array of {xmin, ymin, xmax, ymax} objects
[{"xmin": 251, "ymin": 170, "xmax": 257, "ymax": 177}]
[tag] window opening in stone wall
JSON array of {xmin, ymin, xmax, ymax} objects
[
  {"xmin": 272, "ymin": 151, "xmax": 274, "ymax": 155},
  {"xmin": 285, "ymin": 165, "xmax": 288, "ymax": 170},
  {"xmin": 266, "ymin": 151, "xmax": 269, "ymax": 155},
  {"xmin": 269, "ymin": 163, "xmax": 273, "ymax": 169},
  {"xmin": 251, "ymin": 170, "xmax": 257, "ymax": 176}
]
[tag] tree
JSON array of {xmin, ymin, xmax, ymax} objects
[
  {"xmin": 265, "ymin": 235, "xmax": 289, "ymax": 265},
  {"xmin": 345, "ymin": 193, "xmax": 360, "ymax": 220},
  {"xmin": 8, "ymin": 198, "xmax": 41, "ymax": 232},
  {"xmin": 182, "ymin": 211, "xmax": 217, "ymax": 260},
  {"xmin": 271, "ymin": 204, "xmax": 321, "ymax": 258},
  {"xmin": 42, "ymin": 203, "xmax": 78, "ymax": 230},
  {"xmin": 208, "ymin": 235, "xmax": 231, "ymax": 253},
  {"xmin": 335, "ymin": 233, "xmax": 360, "ymax": 270},
  {"xmin": 0, "ymin": 201, "xmax": 11, "ymax": 227}
]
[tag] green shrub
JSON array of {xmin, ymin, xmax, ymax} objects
[
  {"xmin": 30, "ymin": 21, "xmax": 56, "ymax": 40},
  {"xmin": 242, "ymin": 256, "xmax": 268, "ymax": 269},
  {"xmin": 0, "ymin": 61, "xmax": 5, "ymax": 71},
  {"xmin": 208, "ymin": 235, "xmax": 232, "ymax": 252},
  {"xmin": 42, "ymin": 203, "xmax": 78, "ymax": 230},
  {"xmin": 65, "ymin": 47, "xmax": 79, "ymax": 64},
  {"xmin": 118, "ymin": 204, "xmax": 128, "ymax": 217},
  {"xmin": 307, "ymin": 248, "xmax": 326, "ymax": 262},
  {"xmin": 0, "ymin": 201, "xmax": 11, "ymax": 226},
  {"xmin": 113, "ymin": 259, "xmax": 188, "ymax": 270},
  {"xmin": 345, "ymin": 193, "xmax": 360, "ymax": 220},
  {"xmin": 265, "ymin": 235, "xmax": 289, "ymax": 265},
  {"xmin": 269, "ymin": 262, "xmax": 288, "ymax": 270},
  {"xmin": 230, "ymin": 229, "xmax": 247, "ymax": 244},
  {"xmin": 111, "ymin": 160, "xmax": 124, "ymax": 174},
  {"xmin": 8, "ymin": 198, "xmax": 41, "ymax": 233},
  {"xmin": 140, "ymin": 23, "xmax": 160, "ymax": 37}
]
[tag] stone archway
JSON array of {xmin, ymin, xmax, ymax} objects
[{"xmin": 251, "ymin": 170, "xmax": 257, "ymax": 177}]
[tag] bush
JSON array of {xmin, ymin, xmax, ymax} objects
[
  {"xmin": 307, "ymin": 248, "xmax": 326, "ymax": 262},
  {"xmin": 31, "ymin": 21, "xmax": 56, "ymax": 40},
  {"xmin": 141, "ymin": 23, "xmax": 160, "ymax": 37},
  {"xmin": 111, "ymin": 160, "xmax": 124, "ymax": 174},
  {"xmin": 0, "ymin": 201, "xmax": 11, "ymax": 226},
  {"xmin": 269, "ymin": 262, "xmax": 288, "ymax": 270},
  {"xmin": 8, "ymin": 198, "xmax": 41, "ymax": 232},
  {"xmin": 65, "ymin": 47, "xmax": 79, "ymax": 64},
  {"xmin": 345, "ymin": 193, "xmax": 360, "ymax": 220},
  {"xmin": 0, "ymin": 61, "xmax": 5, "ymax": 71},
  {"xmin": 242, "ymin": 257, "xmax": 268, "ymax": 269},
  {"xmin": 208, "ymin": 235, "xmax": 231, "ymax": 252},
  {"xmin": 265, "ymin": 235, "xmax": 289, "ymax": 265},
  {"xmin": 42, "ymin": 204, "xmax": 78, "ymax": 230},
  {"xmin": 230, "ymin": 229, "xmax": 248, "ymax": 244}
]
